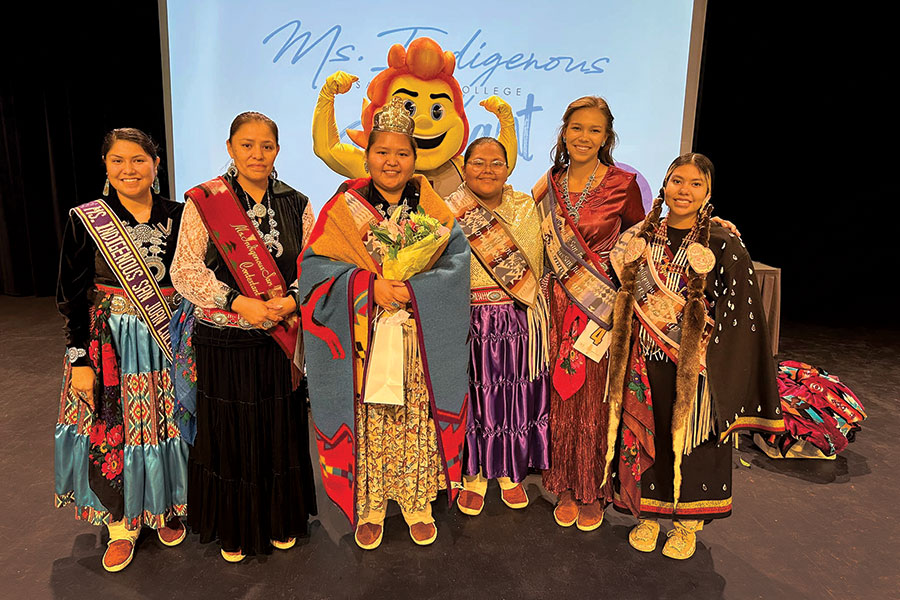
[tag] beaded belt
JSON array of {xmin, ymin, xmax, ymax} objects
[
  {"xmin": 471, "ymin": 285, "xmax": 513, "ymax": 305},
  {"xmin": 95, "ymin": 284, "xmax": 180, "ymax": 316},
  {"xmin": 193, "ymin": 305, "xmax": 261, "ymax": 330}
]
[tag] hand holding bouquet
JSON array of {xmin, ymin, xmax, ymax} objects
[{"xmin": 369, "ymin": 206, "xmax": 451, "ymax": 281}]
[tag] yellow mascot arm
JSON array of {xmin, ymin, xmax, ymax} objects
[
  {"xmin": 312, "ymin": 71, "xmax": 367, "ymax": 179},
  {"xmin": 480, "ymin": 96, "xmax": 518, "ymax": 174}
]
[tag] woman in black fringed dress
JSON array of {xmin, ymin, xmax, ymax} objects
[
  {"xmin": 604, "ymin": 153, "xmax": 784, "ymax": 561},
  {"xmin": 171, "ymin": 112, "xmax": 317, "ymax": 561}
]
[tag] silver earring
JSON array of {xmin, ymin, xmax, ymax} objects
[
  {"xmin": 227, "ymin": 160, "xmax": 237, "ymax": 177},
  {"xmin": 102, "ymin": 177, "xmax": 109, "ymax": 197},
  {"xmin": 363, "ymin": 162, "xmax": 369, "ymax": 173},
  {"xmin": 270, "ymin": 167, "xmax": 278, "ymax": 180},
  {"xmin": 152, "ymin": 176, "xmax": 161, "ymax": 194}
]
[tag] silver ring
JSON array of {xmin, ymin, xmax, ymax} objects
[
  {"xmin": 389, "ymin": 301, "xmax": 400, "ymax": 309},
  {"xmin": 262, "ymin": 320, "xmax": 274, "ymax": 329}
]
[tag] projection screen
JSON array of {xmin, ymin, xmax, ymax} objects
[{"xmin": 159, "ymin": 1, "xmax": 706, "ymax": 211}]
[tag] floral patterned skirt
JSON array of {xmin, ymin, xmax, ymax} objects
[
  {"xmin": 54, "ymin": 291, "xmax": 189, "ymax": 529},
  {"xmin": 355, "ymin": 320, "xmax": 446, "ymax": 517}
]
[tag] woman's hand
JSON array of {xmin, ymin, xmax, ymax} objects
[
  {"xmin": 372, "ymin": 278, "xmax": 408, "ymax": 311},
  {"xmin": 711, "ymin": 216, "xmax": 741, "ymax": 237},
  {"xmin": 391, "ymin": 282, "xmax": 410, "ymax": 305},
  {"xmin": 70, "ymin": 366, "xmax": 95, "ymax": 410},
  {"xmin": 265, "ymin": 295, "xmax": 297, "ymax": 319},
  {"xmin": 232, "ymin": 295, "xmax": 282, "ymax": 327}
]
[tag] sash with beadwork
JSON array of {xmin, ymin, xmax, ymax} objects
[
  {"xmin": 185, "ymin": 177, "xmax": 299, "ymax": 362},
  {"xmin": 71, "ymin": 200, "xmax": 174, "ymax": 362},
  {"xmin": 610, "ymin": 225, "xmax": 715, "ymax": 370},
  {"xmin": 533, "ymin": 170, "xmax": 618, "ymax": 327},
  {"xmin": 445, "ymin": 183, "xmax": 538, "ymax": 308},
  {"xmin": 299, "ymin": 175, "xmax": 470, "ymax": 527}
]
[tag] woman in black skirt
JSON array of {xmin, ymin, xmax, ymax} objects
[{"xmin": 170, "ymin": 111, "xmax": 317, "ymax": 561}]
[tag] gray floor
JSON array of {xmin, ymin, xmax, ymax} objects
[{"xmin": 1, "ymin": 296, "xmax": 897, "ymax": 599}]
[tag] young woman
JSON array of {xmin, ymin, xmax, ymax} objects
[
  {"xmin": 533, "ymin": 97, "xmax": 644, "ymax": 531},
  {"xmin": 55, "ymin": 128, "xmax": 188, "ymax": 572},
  {"xmin": 445, "ymin": 138, "xmax": 550, "ymax": 515},
  {"xmin": 604, "ymin": 153, "xmax": 784, "ymax": 559},
  {"xmin": 170, "ymin": 112, "xmax": 317, "ymax": 562},
  {"xmin": 299, "ymin": 97, "xmax": 470, "ymax": 549}
]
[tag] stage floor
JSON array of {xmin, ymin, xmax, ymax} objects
[{"xmin": 1, "ymin": 296, "xmax": 897, "ymax": 599}]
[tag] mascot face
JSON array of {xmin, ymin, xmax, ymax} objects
[
  {"xmin": 389, "ymin": 75, "xmax": 466, "ymax": 172},
  {"xmin": 349, "ymin": 39, "xmax": 470, "ymax": 173}
]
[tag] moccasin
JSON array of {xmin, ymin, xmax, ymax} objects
[
  {"xmin": 409, "ymin": 522, "xmax": 437, "ymax": 546},
  {"xmin": 553, "ymin": 491, "xmax": 579, "ymax": 527},
  {"xmin": 500, "ymin": 483, "xmax": 529, "ymax": 510},
  {"xmin": 157, "ymin": 519, "xmax": 186, "ymax": 547},
  {"xmin": 457, "ymin": 490, "xmax": 485, "ymax": 516},
  {"xmin": 576, "ymin": 500, "xmax": 604, "ymax": 532},
  {"xmin": 102, "ymin": 539, "xmax": 135, "ymax": 573},
  {"xmin": 355, "ymin": 523, "xmax": 384, "ymax": 550},
  {"xmin": 221, "ymin": 548, "xmax": 246, "ymax": 563},
  {"xmin": 271, "ymin": 537, "xmax": 296, "ymax": 550},
  {"xmin": 628, "ymin": 519, "xmax": 661, "ymax": 552}
]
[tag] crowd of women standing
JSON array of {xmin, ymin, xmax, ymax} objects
[{"xmin": 53, "ymin": 93, "xmax": 784, "ymax": 571}]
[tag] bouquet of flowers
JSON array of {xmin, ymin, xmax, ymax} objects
[{"xmin": 369, "ymin": 206, "xmax": 451, "ymax": 281}]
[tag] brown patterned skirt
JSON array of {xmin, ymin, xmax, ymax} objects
[{"xmin": 542, "ymin": 281, "xmax": 613, "ymax": 504}]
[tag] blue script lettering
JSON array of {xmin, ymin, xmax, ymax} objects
[
  {"xmin": 263, "ymin": 20, "xmax": 345, "ymax": 89},
  {"xmin": 455, "ymin": 29, "xmax": 609, "ymax": 86}
]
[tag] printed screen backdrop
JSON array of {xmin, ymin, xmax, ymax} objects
[{"xmin": 165, "ymin": 1, "xmax": 697, "ymax": 210}]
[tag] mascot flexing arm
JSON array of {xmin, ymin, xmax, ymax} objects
[{"xmin": 313, "ymin": 37, "xmax": 518, "ymax": 198}]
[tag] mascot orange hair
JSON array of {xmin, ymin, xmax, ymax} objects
[{"xmin": 312, "ymin": 37, "xmax": 518, "ymax": 197}]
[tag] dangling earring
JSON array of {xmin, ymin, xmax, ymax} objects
[
  {"xmin": 152, "ymin": 175, "xmax": 161, "ymax": 194},
  {"xmin": 102, "ymin": 177, "xmax": 110, "ymax": 197},
  {"xmin": 269, "ymin": 167, "xmax": 278, "ymax": 180},
  {"xmin": 226, "ymin": 160, "xmax": 237, "ymax": 177},
  {"xmin": 363, "ymin": 162, "xmax": 369, "ymax": 173}
]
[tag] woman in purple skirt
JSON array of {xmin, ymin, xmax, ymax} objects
[{"xmin": 444, "ymin": 138, "xmax": 551, "ymax": 515}]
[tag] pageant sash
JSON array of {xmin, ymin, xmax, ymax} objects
[
  {"xmin": 71, "ymin": 200, "xmax": 174, "ymax": 362},
  {"xmin": 185, "ymin": 176, "xmax": 298, "ymax": 360},
  {"xmin": 445, "ymin": 184, "xmax": 538, "ymax": 308},
  {"xmin": 533, "ymin": 171, "xmax": 618, "ymax": 329},
  {"xmin": 611, "ymin": 228, "xmax": 715, "ymax": 369}
]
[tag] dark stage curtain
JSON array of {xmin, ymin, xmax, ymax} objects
[
  {"xmin": 0, "ymin": 3, "xmax": 168, "ymax": 296},
  {"xmin": 694, "ymin": 5, "xmax": 889, "ymax": 327},
  {"xmin": 1, "ymin": 4, "xmax": 889, "ymax": 326}
]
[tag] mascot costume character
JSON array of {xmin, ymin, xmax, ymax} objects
[{"xmin": 313, "ymin": 37, "xmax": 518, "ymax": 197}]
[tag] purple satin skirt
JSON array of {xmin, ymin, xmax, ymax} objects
[{"xmin": 463, "ymin": 302, "xmax": 550, "ymax": 482}]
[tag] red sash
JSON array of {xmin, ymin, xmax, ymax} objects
[{"xmin": 185, "ymin": 176, "xmax": 299, "ymax": 362}]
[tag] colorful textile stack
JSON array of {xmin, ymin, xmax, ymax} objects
[{"xmin": 767, "ymin": 360, "xmax": 866, "ymax": 457}]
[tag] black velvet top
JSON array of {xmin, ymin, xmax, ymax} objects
[
  {"xmin": 365, "ymin": 180, "xmax": 420, "ymax": 217},
  {"xmin": 200, "ymin": 174, "xmax": 309, "ymax": 294},
  {"xmin": 56, "ymin": 191, "xmax": 183, "ymax": 366}
]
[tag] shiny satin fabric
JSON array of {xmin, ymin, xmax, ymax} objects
[
  {"xmin": 464, "ymin": 303, "xmax": 550, "ymax": 482},
  {"xmin": 55, "ymin": 301, "xmax": 189, "ymax": 528}
]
